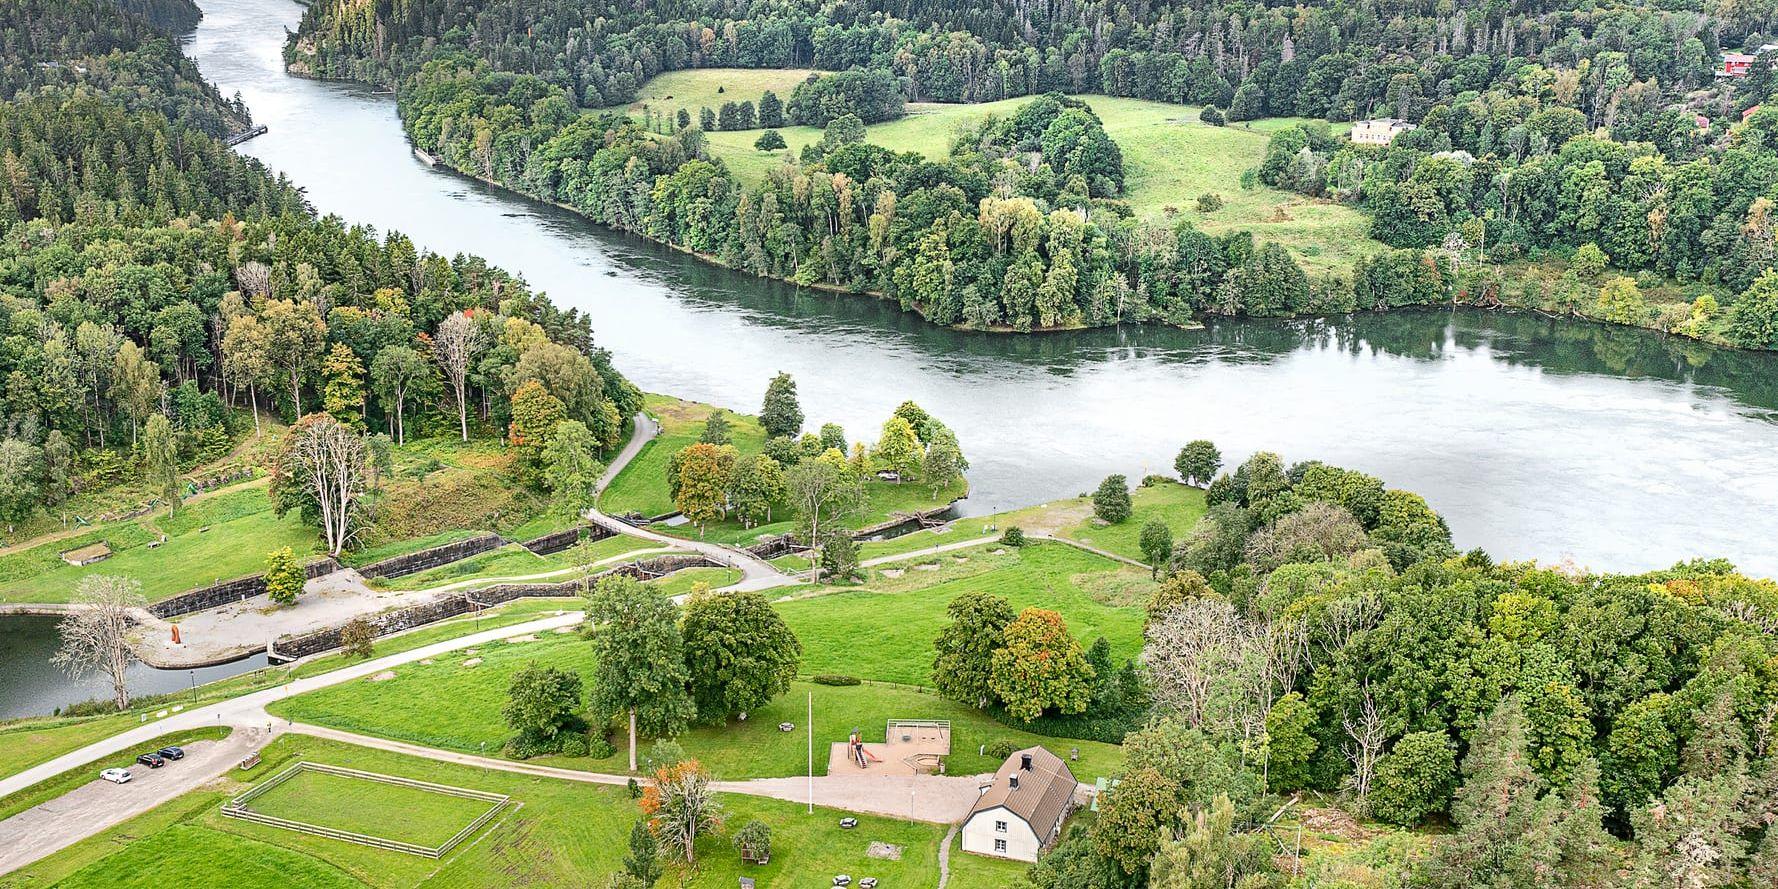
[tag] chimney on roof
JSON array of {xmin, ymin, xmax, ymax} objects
[
  {"xmin": 1021, "ymin": 753, "xmax": 1033, "ymax": 771},
  {"xmin": 1009, "ymin": 774, "xmax": 1020, "ymax": 790}
]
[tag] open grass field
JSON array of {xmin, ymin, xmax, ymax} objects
[
  {"xmin": 777, "ymin": 542, "xmax": 1149, "ymax": 686},
  {"xmin": 0, "ymin": 486, "xmax": 318, "ymax": 605},
  {"xmin": 623, "ymin": 66, "xmax": 1381, "ymax": 273},
  {"xmin": 269, "ymin": 542, "xmax": 1137, "ymax": 782},
  {"xmin": 2, "ymin": 734, "xmax": 976, "ymax": 889},
  {"xmin": 241, "ymin": 767, "xmax": 500, "ymax": 849}
]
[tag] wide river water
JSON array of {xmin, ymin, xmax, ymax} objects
[{"xmin": 6, "ymin": 0, "xmax": 1778, "ymax": 719}]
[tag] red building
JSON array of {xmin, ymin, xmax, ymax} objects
[{"xmin": 1720, "ymin": 53, "xmax": 1755, "ymax": 78}]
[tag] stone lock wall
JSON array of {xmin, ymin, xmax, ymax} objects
[
  {"xmin": 148, "ymin": 558, "xmax": 340, "ymax": 619},
  {"xmin": 354, "ymin": 533, "xmax": 504, "ymax": 580}
]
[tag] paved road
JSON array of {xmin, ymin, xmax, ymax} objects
[
  {"xmin": 0, "ymin": 611, "xmax": 584, "ymax": 876},
  {"xmin": 589, "ymin": 411, "xmax": 794, "ymax": 593},
  {"xmin": 285, "ymin": 724, "xmax": 982, "ymax": 824}
]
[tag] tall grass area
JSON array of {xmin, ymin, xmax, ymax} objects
[{"xmin": 8, "ymin": 734, "xmax": 959, "ymax": 889}]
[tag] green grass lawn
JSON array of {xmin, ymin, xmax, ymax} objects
[
  {"xmin": 270, "ymin": 544, "xmax": 1138, "ymax": 782},
  {"xmin": 627, "ymin": 67, "xmax": 817, "ymax": 124},
  {"xmin": 0, "ymin": 726, "xmax": 231, "ymax": 822},
  {"xmin": 245, "ymin": 768, "xmax": 499, "ymax": 848},
  {"xmin": 858, "ymin": 524, "xmax": 995, "ymax": 561},
  {"xmin": 3, "ymin": 733, "xmax": 959, "ymax": 889},
  {"xmin": 1056, "ymin": 479, "xmax": 1207, "ymax": 563},
  {"xmin": 600, "ymin": 394, "xmax": 769, "ymax": 518},
  {"xmin": 0, "ymin": 487, "xmax": 318, "ymax": 604},
  {"xmin": 777, "ymin": 542, "xmax": 1149, "ymax": 686},
  {"xmin": 368, "ymin": 535, "xmax": 664, "ymax": 592},
  {"xmin": 602, "ymin": 393, "xmax": 966, "ymax": 547}
]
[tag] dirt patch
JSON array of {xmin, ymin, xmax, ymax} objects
[
  {"xmin": 913, "ymin": 563, "xmax": 940, "ymax": 572},
  {"xmin": 866, "ymin": 841, "xmax": 903, "ymax": 860},
  {"xmin": 553, "ymin": 626, "xmax": 574, "ymax": 634},
  {"xmin": 1301, "ymin": 806, "xmax": 1378, "ymax": 842},
  {"xmin": 505, "ymin": 634, "xmax": 540, "ymax": 643},
  {"xmin": 420, "ymin": 658, "xmax": 435, "ymax": 665},
  {"xmin": 881, "ymin": 569, "xmax": 905, "ymax": 578},
  {"xmin": 463, "ymin": 657, "xmax": 483, "ymax": 667},
  {"xmin": 369, "ymin": 670, "xmax": 396, "ymax": 682},
  {"xmin": 989, "ymin": 548, "xmax": 1008, "ymax": 555}
]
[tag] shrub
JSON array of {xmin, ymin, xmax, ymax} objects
[
  {"xmin": 985, "ymin": 738, "xmax": 1022, "ymax": 760},
  {"xmin": 1196, "ymin": 192, "xmax": 1225, "ymax": 213},
  {"xmin": 999, "ymin": 526, "xmax": 1027, "ymax": 547},
  {"xmin": 1367, "ymin": 730, "xmax": 1457, "ymax": 825},
  {"xmin": 559, "ymin": 733, "xmax": 590, "ymax": 757},
  {"xmin": 812, "ymin": 673, "xmax": 861, "ymax": 686},
  {"xmin": 338, "ymin": 617, "xmax": 375, "ymax": 659},
  {"xmin": 1093, "ymin": 474, "xmax": 1133, "ymax": 523},
  {"xmin": 589, "ymin": 732, "xmax": 617, "ymax": 759}
]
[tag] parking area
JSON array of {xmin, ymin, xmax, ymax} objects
[{"xmin": 0, "ymin": 731, "xmax": 262, "ymax": 875}]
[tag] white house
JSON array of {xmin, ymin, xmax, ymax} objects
[
  {"xmin": 1351, "ymin": 118, "xmax": 1417, "ymax": 145},
  {"xmin": 959, "ymin": 747, "xmax": 1078, "ymax": 862}
]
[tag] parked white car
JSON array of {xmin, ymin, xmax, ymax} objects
[{"xmin": 99, "ymin": 768, "xmax": 132, "ymax": 784}]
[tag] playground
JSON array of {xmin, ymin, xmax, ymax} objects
[{"xmin": 829, "ymin": 720, "xmax": 951, "ymax": 777}]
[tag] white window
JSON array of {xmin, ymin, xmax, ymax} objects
[
  {"xmin": 993, "ymin": 839, "xmax": 1007, "ymax": 853},
  {"xmin": 994, "ymin": 820, "xmax": 1007, "ymax": 833}
]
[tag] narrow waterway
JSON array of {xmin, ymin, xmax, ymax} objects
[{"xmin": 0, "ymin": 615, "xmax": 268, "ymax": 720}]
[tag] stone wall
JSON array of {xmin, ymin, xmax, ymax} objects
[
  {"xmin": 267, "ymin": 553, "xmax": 721, "ymax": 661},
  {"xmin": 517, "ymin": 524, "xmax": 612, "ymax": 556},
  {"xmin": 148, "ymin": 558, "xmax": 340, "ymax": 619},
  {"xmin": 355, "ymin": 533, "xmax": 503, "ymax": 580},
  {"xmin": 744, "ymin": 534, "xmax": 808, "ymax": 560}
]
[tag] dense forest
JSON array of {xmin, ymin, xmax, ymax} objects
[
  {"xmin": 285, "ymin": 0, "xmax": 1778, "ymax": 343},
  {"xmin": 0, "ymin": 0, "xmax": 637, "ymax": 533},
  {"xmin": 986, "ymin": 450, "xmax": 1778, "ymax": 887}
]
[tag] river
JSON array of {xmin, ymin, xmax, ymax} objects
[{"xmin": 186, "ymin": 0, "xmax": 1778, "ymax": 575}]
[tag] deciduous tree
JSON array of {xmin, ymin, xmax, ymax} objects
[
  {"xmin": 758, "ymin": 372, "xmax": 803, "ymax": 438},
  {"xmin": 1094, "ymin": 474, "xmax": 1133, "ymax": 523},
  {"xmin": 991, "ymin": 607, "xmax": 1095, "ymax": 721},
  {"xmin": 681, "ymin": 589, "xmax": 802, "ymax": 722},
  {"xmin": 932, "ymin": 592, "xmax": 1016, "ymax": 708},
  {"xmin": 264, "ymin": 546, "xmax": 304, "ymax": 606},
  {"xmin": 53, "ymin": 575, "xmax": 145, "ymax": 711},
  {"xmin": 586, "ymin": 575, "xmax": 694, "ymax": 771}
]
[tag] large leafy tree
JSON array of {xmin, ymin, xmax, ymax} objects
[
  {"xmin": 586, "ymin": 575, "xmax": 695, "ymax": 771},
  {"xmin": 671, "ymin": 442, "xmax": 737, "ymax": 531},
  {"xmin": 991, "ymin": 607, "xmax": 1095, "ymax": 721},
  {"xmin": 932, "ymin": 592, "xmax": 1016, "ymax": 708},
  {"xmin": 758, "ymin": 372, "xmax": 803, "ymax": 438},
  {"xmin": 681, "ymin": 589, "xmax": 802, "ymax": 722}
]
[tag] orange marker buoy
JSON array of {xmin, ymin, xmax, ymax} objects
[{"xmin": 171, "ymin": 624, "xmax": 181, "ymax": 645}]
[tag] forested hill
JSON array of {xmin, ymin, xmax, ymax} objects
[
  {"xmin": 0, "ymin": 0, "xmax": 639, "ymax": 531},
  {"xmin": 0, "ymin": 0, "xmax": 243, "ymax": 137},
  {"xmin": 291, "ymin": 0, "xmax": 1778, "ymax": 114},
  {"xmin": 111, "ymin": 0, "xmax": 202, "ymax": 34}
]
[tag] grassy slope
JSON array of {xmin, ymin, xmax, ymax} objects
[
  {"xmin": 601, "ymin": 393, "xmax": 966, "ymax": 547},
  {"xmin": 1056, "ymin": 480, "xmax": 1208, "ymax": 563},
  {"xmin": 0, "ymin": 486, "xmax": 316, "ymax": 604},
  {"xmin": 3, "ymin": 734, "xmax": 957, "ymax": 889},
  {"xmin": 639, "ymin": 69, "xmax": 1379, "ymax": 273}
]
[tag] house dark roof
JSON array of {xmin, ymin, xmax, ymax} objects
[{"xmin": 967, "ymin": 747, "xmax": 1077, "ymax": 837}]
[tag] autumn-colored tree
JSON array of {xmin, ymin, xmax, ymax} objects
[
  {"xmin": 672, "ymin": 442, "xmax": 737, "ymax": 531},
  {"xmin": 639, "ymin": 759, "xmax": 723, "ymax": 863},
  {"xmin": 990, "ymin": 607, "xmax": 1096, "ymax": 721},
  {"xmin": 509, "ymin": 380, "xmax": 568, "ymax": 487},
  {"xmin": 321, "ymin": 343, "xmax": 366, "ymax": 429}
]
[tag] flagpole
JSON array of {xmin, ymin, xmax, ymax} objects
[{"xmin": 807, "ymin": 690, "xmax": 814, "ymax": 814}]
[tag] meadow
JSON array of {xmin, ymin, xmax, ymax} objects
[{"xmin": 631, "ymin": 70, "xmax": 1379, "ymax": 273}]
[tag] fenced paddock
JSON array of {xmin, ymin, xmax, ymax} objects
[{"xmin": 220, "ymin": 762, "xmax": 509, "ymax": 858}]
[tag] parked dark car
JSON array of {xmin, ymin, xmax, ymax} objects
[
  {"xmin": 135, "ymin": 752, "xmax": 165, "ymax": 768},
  {"xmin": 157, "ymin": 746, "xmax": 185, "ymax": 761}
]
